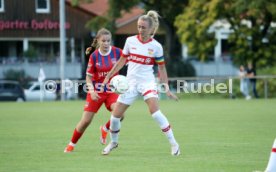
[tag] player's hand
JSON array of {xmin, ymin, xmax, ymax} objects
[
  {"xmin": 91, "ymin": 92, "xmax": 101, "ymax": 101},
  {"xmin": 100, "ymin": 77, "xmax": 109, "ymax": 92},
  {"xmin": 99, "ymin": 83, "xmax": 106, "ymax": 93},
  {"xmin": 166, "ymin": 90, "xmax": 179, "ymax": 101}
]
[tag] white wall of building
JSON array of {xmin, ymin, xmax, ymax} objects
[{"xmin": 0, "ymin": 62, "xmax": 82, "ymax": 79}]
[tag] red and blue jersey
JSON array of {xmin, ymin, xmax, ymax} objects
[{"xmin": 86, "ymin": 46, "xmax": 122, "ymax": 89}]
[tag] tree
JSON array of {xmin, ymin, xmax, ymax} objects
[
  {"xmin": 71, "ymin": 0, "xmax": 195, "ymax": 77},
  {"xmin": 139, "ymin": 0, "xmax": 188, "ymax": 57},
  {"xmin": 72, "ymin": 0, "xmax": 187, "ymax": 58},
  {"xmin": 83, "ymin": 0, "xmax": 140, "ymax": 36},
  {"xmin": 4, "ymin": 69, "xmax": 32, "ymax": 88},
  {"xmin": 175, "ymin": 0, "xmax": 276, "ymax": 68}
]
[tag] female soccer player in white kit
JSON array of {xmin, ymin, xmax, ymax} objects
[{"xmin": 101, "ymin": 10, "xmax": 180, "ymax": 156}]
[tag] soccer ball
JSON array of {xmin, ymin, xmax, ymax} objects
[{"xmin": 110, "ymin": 75, "xmax": 129, "ymax": 94}]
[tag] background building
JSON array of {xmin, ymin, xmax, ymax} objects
[
  {"xmin": 0, "ymin": 0, "xmax": 238, "ymax": 79},
  {"xmin": 0, "ymin": 0, "xmax": 146, "ymax": 79}
]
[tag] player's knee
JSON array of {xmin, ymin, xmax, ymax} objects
[
  {"xmin": 149, "ymin": 106, "xmax": 159, "ymax": 114},
  {"xmin": 113, "ymin": 103, "xmax": 127, "ymax": 118},
  {"xmin": 112, "ymin": 113, "xmax": 123, "ymax": 118}
]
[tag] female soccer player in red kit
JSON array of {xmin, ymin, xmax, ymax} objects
[
  {"xmin": 101, "ymin": 10, "xmax": 180, "ymax": 156},
  {"xmin": 64, "ymin": 28, "xmax": 123, "ymax": 153}
]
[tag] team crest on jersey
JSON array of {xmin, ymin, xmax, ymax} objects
[
  {"xmin": 145, "ymin": 58, "xmax": 152, "ymax": 64},
  {"xmin": 148, "ymin": 48, "xmax": 154, "ymax": 55},
  {"xmin": 111, "ymin": 58, "xmax": 117, "ymax": 64},
  {"xmin": 96, "ymin": 62, "xmax": 100, "ymax": 66}
]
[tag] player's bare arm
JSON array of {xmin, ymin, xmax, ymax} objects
[
  {"xmin": 86, "ymin": 75, "xmax": 100, "ymax": 101},
  {"xmin": 103, "ymin": 57, "xmax": 127, "ymax": 85},
  {"xmin": 158, "ymin": 64, "xmax": 179, "ymax": 101}
]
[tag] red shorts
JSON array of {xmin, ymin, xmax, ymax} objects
[{"xmin": 84, "ymin": 92, "xmax": 119, "ymax": 113}]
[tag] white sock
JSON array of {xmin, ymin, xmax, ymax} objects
[
  {"xmin": 110, "ymin": 115, "xmax": 121, "ymax": 143},
  {"xmin": 69, "ymin": 142, "xmax": 76, "ymax": 147},
  {"xmin": 152, "ymin": 110, "xmax": 178, "ymax": 146},
  {"xmin": 266, "ymin": 139, "xmax": 276, "ymax": 172}
]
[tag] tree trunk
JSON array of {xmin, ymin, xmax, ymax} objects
[{"xmin": 161, "ymin": 19, "xmax": 182, "ymax": 58}]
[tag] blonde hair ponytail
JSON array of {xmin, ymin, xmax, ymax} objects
[
  {"xmin": 146, "ymin": 10, "xmax": 160, "ymax": 36},
  {"xmin": 139, "ymin": 10, "xmax": 160, "ymax": 37}
]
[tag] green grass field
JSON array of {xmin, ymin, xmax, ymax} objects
[{"xmin": 0, "ymin": 99, "xmax": 275, "ymax": 172}]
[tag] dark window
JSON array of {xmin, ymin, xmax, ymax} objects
[
  {"xmin": 36, "ymin": 0, "xmax": 50, "ymax": 13},
  {"xmin": 37, "ymin": 0, "xmax": 47, "ymax": 9},
  {"xmin": 33, "ymin": 86, "xmax": 40, "ymax": 91},
  {"xmin": 3, "ymin": 84, "xmax": 16, "ymax": 90}
]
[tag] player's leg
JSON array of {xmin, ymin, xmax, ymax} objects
[
  {"xmin": 64, "ymin": 111, "xmax": 96, "ymax": 153},
  {"xmin": 100, "ymin": 93, "xmax": 125, "ymax": 144},
  {"xmin": 102, "ymin": 102, "xmax": 129, "ymax": 155},
  {"xmin": 102, "ymin": 85, "xmax": 138, "ymax": 155},
  {"xmin": 64, "ymin": 94, "xmax": 103, "ymax": 153},
  {"xmin": 100, "ymin": 112, "xmax": 125, "ymax": 145},
  {"xmin": 100, "ymin": 93, "xmax": 118, "ymax": 144},
  {"xmin": 144, "ymin": 95, "xmax": 180, "ymax": 156}
]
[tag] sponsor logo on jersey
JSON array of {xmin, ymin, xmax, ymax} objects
[
  {"xmin": 98, "ymin": 71, "xmax": 109, "ymax": 78},
  {"xmin": 131, "ymin": 47, "xmax": 137, "ymax": 50},
  {"xmin": 128, "ymin": 54, "xmax": 154, "ymax": 65},
  {"xmin": 128, "ymin": 55, "xmax": 145, "ymax": 63},
  {"xmin": 145, "ymin": 58, "xmax": 152, "ymax": 64}
]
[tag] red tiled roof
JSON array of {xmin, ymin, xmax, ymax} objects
[
  {"xmin": 65, "ymin": 0, "xmax": 108, "ymax": 16},
  {"xmin": 116, "ymin": 7, "xmax": 144, "ymax": 27},
  {"xmin": 66, "ymin": 0, "xmax": 144, "ymax": 28}
]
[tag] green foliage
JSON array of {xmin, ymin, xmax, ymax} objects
[
  {"xmin": 256, "ymin": 78, "xmax": 276, "ymax": 98},
  {"xmin": 71, "ymin": 0, "xmax": 92, "ymax": 6},
  {"xmin": 141, "ymin": 0, "xmax": 186, "ymax": 22},
  {"xmin": 140, "ymin": 0, "xmax": 188, "ymax": 57},
  {"xmin": 175, "ymin": 0, "xmax": 276, "ymax": 67},
  {"xmin": 85, "ymin": 16, "xmax": 110, "ymax": 32},
  {"xmin": 23, "ymin": 45, "xmax": 38, "ymax": 60},
  {"xmin": 75, "ymin": 0, "xmax": 188, "ymax": 57},
  {"xmin": 175, "ymin": 0, "xmax": 219, "ymax": 60},
  {"xmin": 166, "ymin": 59, "xmax": 196, "ymax": 77},
  {"xmin": 3, "ymin": 69, "xmax": 32, "ymax": 88},
  {"xmin": 256, "ymin": 66, "xmax": 276, "ymax": 98},
  {"xmin": 85, "ymin": 0, "xmax": 140, "ymax": 35}
]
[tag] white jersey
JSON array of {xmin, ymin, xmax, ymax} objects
[{"xmin": 122, "ymin": 35, "xmax": 165, "ymax": 83}]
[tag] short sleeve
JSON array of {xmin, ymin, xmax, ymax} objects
[
  {"xmin": 122, "ymin": 38, "xmax": 130, "ymax": 58},
  {"xmin": 155, "ymin": 44, "xmax": 165, "ymax": 65},
  {"xmin": 86, "ymin": 54, "xmax": 95, "ymax": 76}
]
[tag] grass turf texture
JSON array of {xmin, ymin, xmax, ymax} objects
[{"xmin": 0, "ymin": 99, "xmax": 275, "ymax": 172}]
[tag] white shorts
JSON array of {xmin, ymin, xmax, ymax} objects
[{"xmin": 117, "ymin": 82, "xmax": 159, "ymax": 105}]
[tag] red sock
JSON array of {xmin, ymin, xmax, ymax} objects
[
  {"xmin": 71, "ymin": 129, "xmax": 83, "ymax": 144},
  {"xmin": 105, "ymin": 120, "xmax": 110, "ymax": 130}
]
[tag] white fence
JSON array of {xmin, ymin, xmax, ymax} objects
[{"xmin": 169, "ymin": 75, "xmax": 276, "ymax": 99}]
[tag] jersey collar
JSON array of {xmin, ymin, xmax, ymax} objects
[
  {"xmin": 136, "ymin": 35, "xmax": 153, "ymax": 44},
  {"xmin": 98, "ymin": 46, "xmax": 112, "ymax": 56}
]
